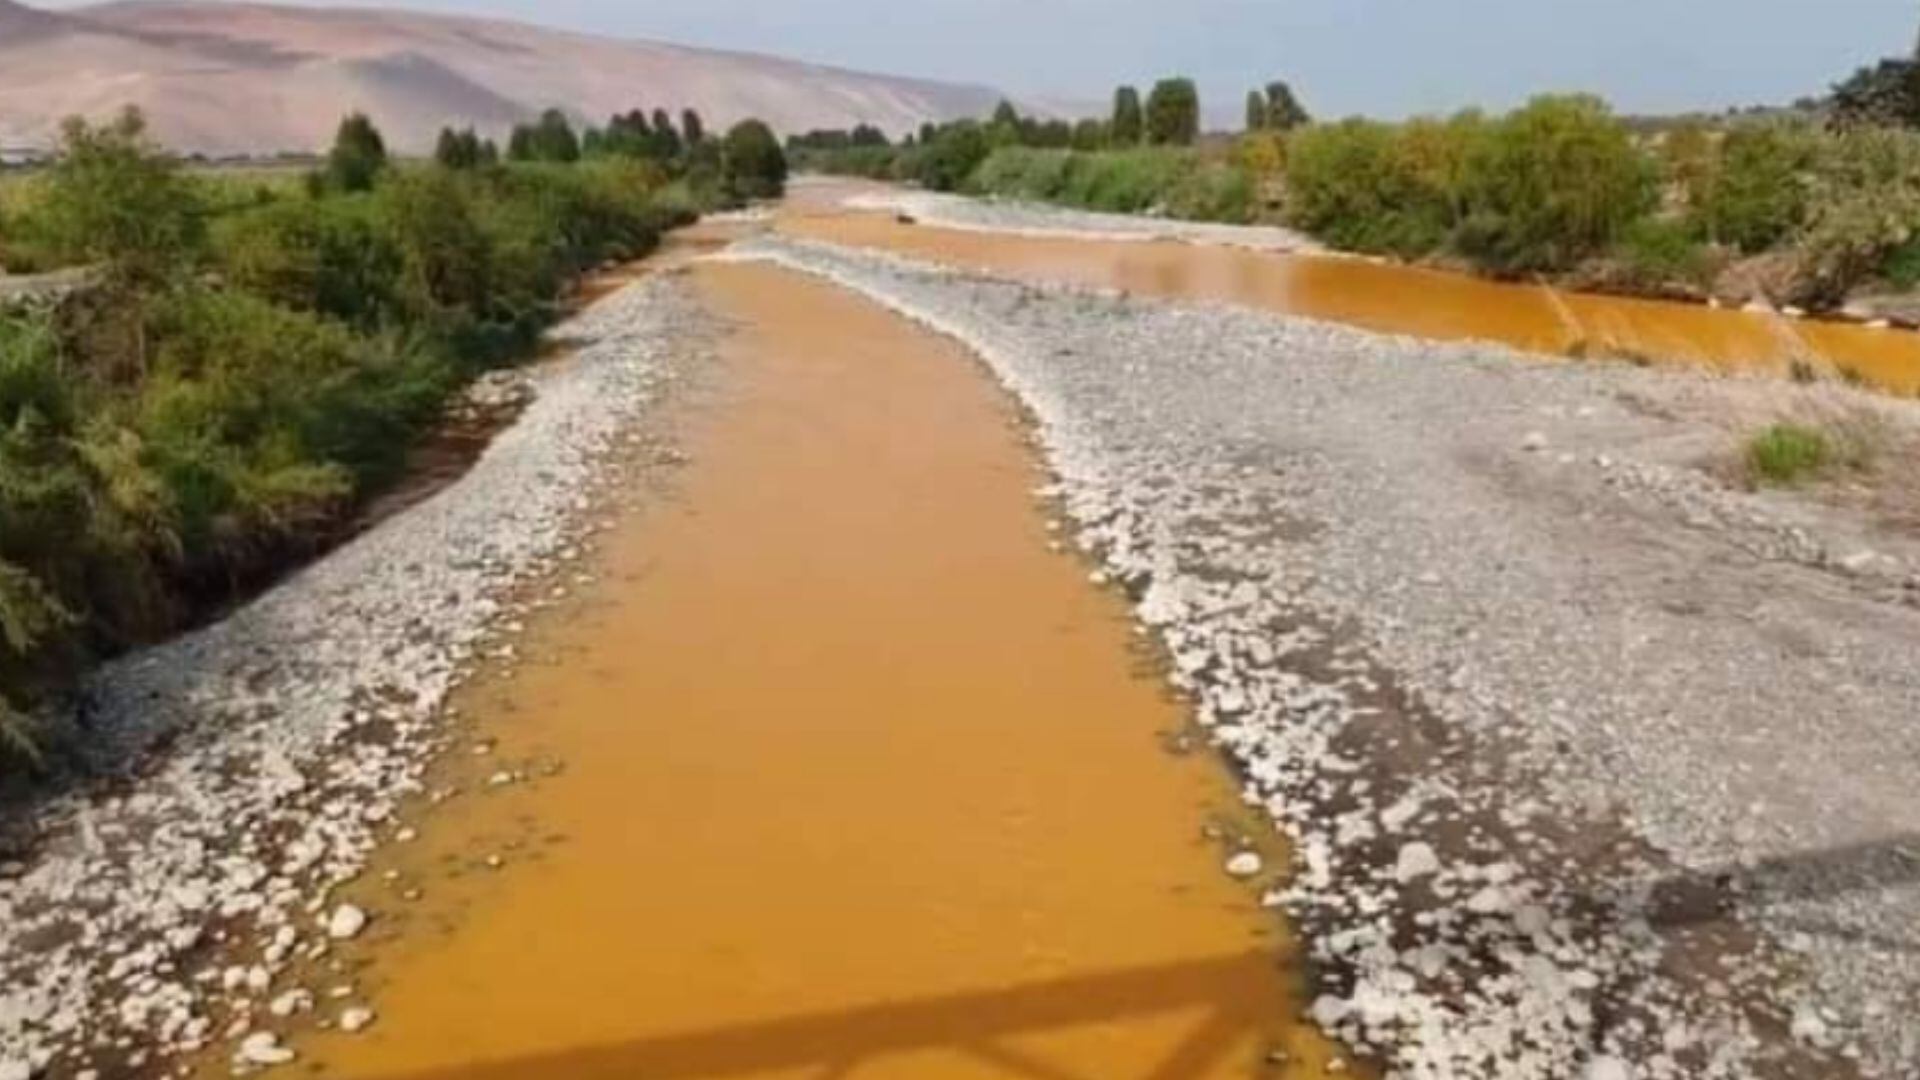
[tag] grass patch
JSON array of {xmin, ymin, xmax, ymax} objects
[{"xmin": 1746, "ymin": 423, "xmax": 1832, "ymax": 484}]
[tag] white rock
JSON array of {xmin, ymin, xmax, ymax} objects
[
  {"xmin": 1224, "ymin": 851, "xmax": 1264, "ymax": 879},
  {"xmin": 1392, "ymin": 842, "xmax": 1441, "ymax": 883},
  {"xmin": 339, "ymin": 1006, "xmax": 376, "ymax": 1034},
  {"xmin": 326, "ymin": 903, "xmax": 369, "ymax": 940},
  {"xmin": 1585, "ymin": 1057, "xmax": 1631, "ymax": 1080},
  {"xmin": 1521, "ymin": 431, "xmax": 1549, "ymax": 452},
  {"xmin": 0, "ymin": 1061, "xmax": 30, "ymax": 1080},
  {"xmin": 236, "ymin": 1032, "xmax": 295, "ymax": 1066}
]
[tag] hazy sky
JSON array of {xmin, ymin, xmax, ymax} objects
[{"xmin": 47, "ymin": 0, "xmax": 1920, "ymax": 120}]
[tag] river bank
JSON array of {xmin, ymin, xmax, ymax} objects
[{"xmin": 0, "ymin": 255, "xmax": 714, "ymax": 1078}]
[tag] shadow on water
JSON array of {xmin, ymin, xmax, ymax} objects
[{"xmin": 389, "ymin": 950, "xmax": 1289, "ymax": 1080}]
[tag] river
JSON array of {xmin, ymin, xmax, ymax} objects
[{"xmin": 288, "ymin": 231, "xmax": 1349, "ymax": 1079}]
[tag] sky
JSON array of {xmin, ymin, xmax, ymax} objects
[{"xmin": 43, "ymin": 0, "xmax": 1920, "ymax": 121}]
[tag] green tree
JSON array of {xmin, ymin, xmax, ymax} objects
[
  {"xmin": 324, "ymin": 112, "xmax": 389, "ymax": 193},
  {"xmin": 651, "ymin": 108, "xmax": 683, "ymax": 159},
  {"xmin": 1695, "ymin": 122, "xmax": 1819, "ymax": 252},
  {"xmin": 1453, "ymin": 94, "xmax": 1656, "ymax": 273},
  {"xmin": 1145, "ymin": 78, "xmax": 1200, "ymax": 146},
  {"xmin": 433, "ymin": 126, "xmax": 486, "ymax": 170},
  {"xmin": 721, "ymin": 119, "xmax": 788, "ymax": 200},
  {"xmin": 37, "ymin": 108, "xmax": 203, "ymax": 292},
  {"xmin": 1111, "ymin": 86, "xmax": 1143, "ymax": 145},
  {"xmin": 1071, "ymin": 118, "xmax": 1109, "ymax": 150},
  {"xmin": 1246, "ymin": 90, "xmax": 1267, "ymax": 132},
  {"xmin": 511, "ymin": 109, "xmax": 581, "ymax": 163},
  {"xmin": 1264, "ymin": 81, "xmax": 1311, "ymax": 131},
  {"xmin": 681, "ymin": 108, "xmax": 706, "ymax": 145}
]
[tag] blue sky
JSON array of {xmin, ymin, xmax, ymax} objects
[{"xmin": 52, "ymin": 0, "xmax": 1920, "ymax": 120}]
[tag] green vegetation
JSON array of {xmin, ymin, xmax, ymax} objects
[
  {"xmin": 1746, "ymin": 423, "xmax": 1832, "ymax": 484},
  {"xmin": 1111, "ymin": 87, "xmax": 1144, "ymax": 146},
  {"xmin": 0, "ymin": 102, "xmax": 774, "ymax": 773},
  {"xmin": 969, "ymin": 146, "xmax": 1255, "ymax": 222},
  {"xmin": 1144, "ymin": 79, "xmax": 1200, "ymax": 146}
]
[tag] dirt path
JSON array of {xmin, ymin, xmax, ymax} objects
[{"xmin": 293, "ymin": 261, "xmax": 1351, "ymax": 1079}]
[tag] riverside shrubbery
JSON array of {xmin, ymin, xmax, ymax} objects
[{"xmin": 0, "ymin": 106, "xmax": 758, "ymax": 768}]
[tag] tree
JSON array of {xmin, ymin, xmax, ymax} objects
[
  {"xmin": 1146, "ymin": 78, "xmax": 1200, "ymax": 145},
  {"xmin": 510, "ymin": 109, "xmax": 581, "ymax": 163},
  {"xmin": 651, "ymin": 108, "xmax": 682, "ymax": 159},
  {"xmin": 1246, "ymin": 90, "xmax": 1267, "ymax": 132},
  {"xmin": 1112, "ymin": 86, "xmax": 1143, "ymax": 145},
  {"xmin": 1829, "ymin": 58, "xmax": 1920, "ymax": 129},
  {"xmin": 681, "ymin": 108, "xmax": 706, "ymax": 146},
  {"xmin": 325, "ymin": 112, "xmax": 388, "ymax": 192},
  {"xmin": 993, "ymin": 100, "xmax": 1021, "ymax": 127},
  {"xmin": 1071, "ymin": 118, "xmax": 1109, "ymax": 150},
  {"xmin": 38, "ymin": 108, "xmax": 203, "ymax": 292},
  {"xmin": 1264, "ymin": 80, "xmax": 1311, "ymax": 131},
  {"xmin": 721, "ymin": 119, "xmax": 788, "ymax": 199},
  {"xmin": 433, "ymin": 126, "xmax": 486, "ymax": 170}
]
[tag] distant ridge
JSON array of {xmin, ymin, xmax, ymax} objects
[{"xmin": 0, "ymin": 0, "xmax": 1010, "ymax": 155}]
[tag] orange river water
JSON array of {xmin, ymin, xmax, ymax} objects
[
  {"xmin": 777, "ymin": 183, "xmax": 1920, "ymax": 397},
  {"xmin": 281, "ymin": 247, "xmax": 1353, "ymax": 1080}
]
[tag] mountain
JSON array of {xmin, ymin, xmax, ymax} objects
[{"xmin": 0, "ymin": 0, "xmax": 1008, "ymax": 155}]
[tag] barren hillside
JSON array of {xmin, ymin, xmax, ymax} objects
[{"xmin": 0, "ymin": 0, "xmax": 1006, "ymax": 154}]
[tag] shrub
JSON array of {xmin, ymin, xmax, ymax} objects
[
  {"xmin": 1286, "ymin": 118, "xmax": 1459, "ymax": 257},
  {"xmin": 1692, "ymin": 122, "xmax": 1819, "ymax": 253},
  {"xmin": 1451, "ymin": 95, "xmax": 1657, "ymax": 274},
  {"xmin": 1746, "ymin": 423, "xmax": 1831, "ymax": 484},
  {"xmin": 906, "ymin": 122, "xmax": 989, "ymax": 192},
  {"xmin": 1615, "ymin": 217, "xmax": 1713, "ymax": 287},
  {"xmin": 721, "ymin": 119, "xmax": 788, "ymax": 200},
  {"xmin": 34, "ymin": 109, "xmax": 204, "ymax": 289},
  {"xmin": 1796, "ymin": 126, "xmax": 1920, "ymax": 304}
]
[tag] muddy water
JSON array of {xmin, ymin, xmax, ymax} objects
[
  {"xmin": 301, "ymin": 261, "xmax": 1350, "ymax": 1078},
  {"xmin": 780, "ymin": 199, "xmax": 1920, "ymax": 396}
]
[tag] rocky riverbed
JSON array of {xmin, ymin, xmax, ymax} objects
[
  {"xmin": 838, "ymin": 185, "xmax": 1321, "ymax": 252},
  {"xmin": 726, "ymin": 233, "xmax": 1920, "ymax": 1080},
  {"xmin": 0, "ymin": 273, "xmax": 713, "ymax": 1079}
]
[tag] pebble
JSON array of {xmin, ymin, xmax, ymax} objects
[
  {"xmin": 338, "ymin": 1007, "xmax": 376, "ymax": 1034},
  {"xmin": 326, "ymin": 904, "xmax": 369, "ymax": 941},
  {"xmin": 1224, "ymin": 851, "xmax": 1264, "ymax": 879},
  {"xmin": 235, "ymin": 1032, "xmax": 294, "ymax": 1066}
]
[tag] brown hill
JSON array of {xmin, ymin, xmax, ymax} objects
[{"xmin": 0, "ymin": 0, "xmax": 1007, "ymax": 155}]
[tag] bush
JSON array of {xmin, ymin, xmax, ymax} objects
[
  {"xmin": 1615, "ymin": 217, "xmax": 1713, "ymax": 288},
  {"xmin": 1795, "ymin": 126, "xmax": 1920, "ymax": 304},
  {"xmin": 721, "ymin": 119, "xmax": 787, "ymax": 200},
  {"xmin": 1452, "ymin": 95, "xmax": 1657, "ymax": 274},
  {"xmin": 1746, "ymin": 423, "xmax": 1831, "ymax": 485},
  {"xmin": 1691, "ymin": 122, "xmax": 1819, "ymax": 253},
  {"xmin": 1286, "ymin": 118, "xmax": 1464, "ymax": 257}
]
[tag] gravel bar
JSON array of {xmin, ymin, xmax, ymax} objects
[
  {"xmin": 838, "ymin": 185, "xmax": 1322, "ymax": 252},
  {"xmin": 728, "ymin": 234, "xmax": 1920, "ymax": 1080},
  {"xmin": 0, "ymin": 273, "xmax": 711, "ymax": 1079}
]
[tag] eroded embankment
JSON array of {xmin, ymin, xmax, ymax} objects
[
  {"xmin": 0, "ymin": 270, "xmax": 710, "ymax": 1079},
  {"xmin": 786, "ymin": 188, "xmax": 1920, "ymax": 397},
  {"xmin": 291, "ymin": 259, "xmax": 1353, "ymax": 1080},
  {"xmin": 728, "ymin": 234, "xmax": 1920, "ymax": 1080}
]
